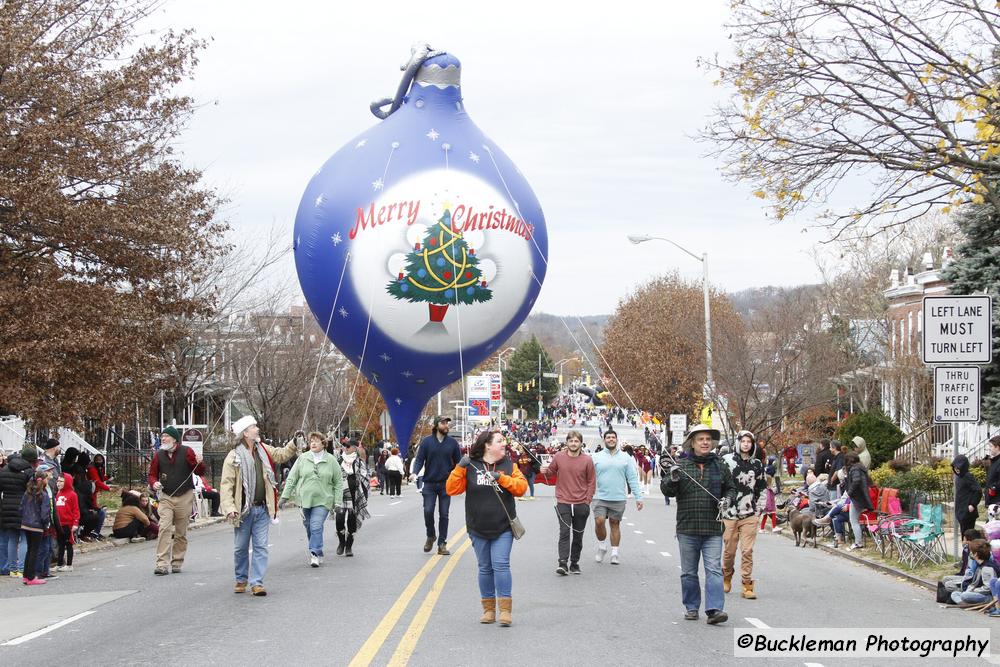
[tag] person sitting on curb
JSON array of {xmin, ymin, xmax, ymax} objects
[
  {"xmin": 113, "ymin": 491, "xmax": 152, "ymax": 542},
  {"xmin": 952, "ymin": 539, "xmax": 999, "ymax": 605}
]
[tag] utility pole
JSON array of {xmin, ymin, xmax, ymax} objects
[{"xmin": 537, "ymin": 353, "xmax": 543, "ymax": 420}]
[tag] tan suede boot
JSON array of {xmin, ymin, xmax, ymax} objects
[
  {"xmin": 498, "ymin": 597, "xmax": 513, "ymax": 626},
  {"xmin": 480, "ymin": 598, "xmax": 496, "ymax": 624},
  {"xmin": 742, "ymin": 581, "xmax": 757, "ymax": 599},
  {"xmin": 723, "ymin": 573, "xmax": 732, "ymax": 594}
]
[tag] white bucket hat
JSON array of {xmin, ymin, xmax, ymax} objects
[{"xmin": 231, "ymin": 415, "xmax": 257, "ymax": 436}]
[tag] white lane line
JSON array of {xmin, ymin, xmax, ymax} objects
[
  {"xmin": 645, "ymin": 539, "xmax": 655, "ymax": 544},
  {"xmin": 626, "ymin": 522, "xmax": 635, "ymax": 526},
  {"xmin": 2, "ymin": 610, "xmax": 96, "ymax": 645},
  {"xmin": 660, "ymin": 551, "xmax": 672, "ymax": 557},
  {"xmin": 744, "ymin": 617, "xmax": 770, "ymax": 629},
  {"xmin": 803, "ymin": 663, "xmax": 825, "ymax": 667},
  {"xmin": 633, "ymin": 530, "xmax": 643, "ymax": 535},
  {"xmin": 389, "ymin": 501, "xmax": 401, "ymax": 506}
]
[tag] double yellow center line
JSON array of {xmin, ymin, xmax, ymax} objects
[{"xmin": 349, "ymin": 527, "xmax": 471, "ymax": 667}]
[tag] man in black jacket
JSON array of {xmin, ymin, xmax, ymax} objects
[
  {"xmin": 411, "ymin": 416, "xmax": 462, "ymax": 555},
  {"xmin": 0, "ymin": 447, "xmax": 37, "ymax": 576},
  {"xmin": 984, "ymin": 436, "xmax": 1000, "ymax": 513}
]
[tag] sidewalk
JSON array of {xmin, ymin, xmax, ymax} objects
[{"xmin": 774, "ymin": 528, "xmax": 940, "ymax": 591}]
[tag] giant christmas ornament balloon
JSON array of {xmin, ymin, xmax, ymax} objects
[{"xmin": 294, "ymin": 45, "xmax": 548, "ymax": 453}]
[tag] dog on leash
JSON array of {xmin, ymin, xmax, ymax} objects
[{"xmin": 788, "ymin": 507, "xmax": 817, "ymax": 548}]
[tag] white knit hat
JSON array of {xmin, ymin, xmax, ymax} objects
[{"xmin": 231, "ymin": 415, "xmax": 257, "ymax": 436}]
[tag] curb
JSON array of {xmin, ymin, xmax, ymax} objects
[
  {"xmin": 776, "ymin": 529, "xmax": 937, "ymax": 591},
  {"xmin": 74, "ymin": 516, "xmax": 227, "ymax": 557}
]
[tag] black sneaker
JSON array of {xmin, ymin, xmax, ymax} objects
[
  {"xmin": 706, "ymin": 610, "xmax": 729, "ymax": 625},
  {"xmin": 684, "ymin": 610, "xmax": 698, "ymax": 621},
  {"xmin": 569, "ymin": 563, "xmax": 581, "ymax": 574},
  {"xmin": 556, "ymin": 562, "xmax": 568, "ymax": 576}
]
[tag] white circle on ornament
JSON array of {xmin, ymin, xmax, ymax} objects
[{"xmin": 347, "ymin": 168, "xmax": 534, "ymax": 353}]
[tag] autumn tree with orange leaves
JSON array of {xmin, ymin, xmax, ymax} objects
[
  {"xmin": 600, "ymin": 273, "xmax": 746, "ymax": 419},
  {"xmin": 0, "ymin": 2, "xmax": 225, "ymax": 428}
]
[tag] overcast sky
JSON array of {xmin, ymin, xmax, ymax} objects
[{"xmin": 154, "ymin": 0, "xmax": 829, "ymax": 316}]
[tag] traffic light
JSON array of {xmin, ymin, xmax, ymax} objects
[{"xmin": 517, "ymin": 382, "xmax": 523, "ymax": 392}]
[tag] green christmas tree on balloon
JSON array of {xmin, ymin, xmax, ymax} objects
[{"xmin": 387, "ymin": 207, "xmax": 493, "ymax": 322}]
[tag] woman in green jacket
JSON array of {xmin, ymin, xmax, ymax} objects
[{"xmin": 279, "ymin": 432, "xmax": 344, "ymax": 567}]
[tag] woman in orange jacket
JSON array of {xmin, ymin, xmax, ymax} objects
[{"xmin": 447, "ymin": 429, "xmax": 527, "ymax": 627}]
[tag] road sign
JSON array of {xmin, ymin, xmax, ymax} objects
[
  {"xmin": 543, "ymin": 372, "xmax": 559, "ymax": 379},
  {"xmin": 669, "ymin": 414, "xmax": 687, "ymax": 432},
  {"xmin": 922, "ymin": 295, "xmax": 993, "ymax": 364},
  {"xmin": 670, "ymin": 430, "xmax": 684, "ymax": 445},
  {"xmin": 934, "ymin": 366, "xmax": 981, "ymax": 423}
]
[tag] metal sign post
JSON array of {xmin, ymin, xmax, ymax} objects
[{"xmin": 922, "ymin": 295, "xmax": 993, "ymax": 559}]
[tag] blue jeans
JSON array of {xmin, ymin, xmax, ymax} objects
[
  {"xmin": 677, "ymin": 533, "xmax": 725, "ymax": 613},
  {"xmin": 952, "ymin": 590, "xmax": 990, "ymax": 604},
  {"xmin": 525, "ymin": 475, "xmax": 535, "ymax": 497},
  {"xmin": 422, "ymin": 482, "xmax": 451, "ymax": 545},
  {"xmin": 0, "ymin": 528, "xmax": 20, "ymax": 573},
  {"xmin": 470, "ymin": 531, "xmax": 514, "ymax": 598},
  {"xmin": 234, "ymin": 505, "xmax": 270, "ymax": 586},
  {"xmin": 302, "ymin": 506, "xmax": 329, "ymax": 556}
]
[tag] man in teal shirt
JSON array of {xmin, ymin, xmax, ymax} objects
[{"xmin": 591, "ymin": 430, "xmax": 643, "ymax": 565}]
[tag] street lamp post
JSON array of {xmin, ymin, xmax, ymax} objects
[
  {"xmin": 555, "ymin": 357, "xmax": 579, "ymax": 388},
  {"xmin": 498, "ymin": 346, "xmax": 516, "ymax": 420},
  {"xmin": 627, "ymin": 234, "xmax": 713, "ymax": 396}
]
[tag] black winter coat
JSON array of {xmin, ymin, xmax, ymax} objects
[
  {"xmin": 814, "ymin": 447, "xmax": 832, "ymax": 477},
  {"xmin": 0, "ymin": 456, "xmax": 33, "ymax": 529},
  {"xmin": 845, "ymin": 464, "xmax": 875, "ymax": 512},
  {"xmin": 985, "ymin": 455, "xmax": 1000, "ymax": 506},
  {"xmin": 953, "ymin": 455, "xmax": 983, "ymax": 522}
]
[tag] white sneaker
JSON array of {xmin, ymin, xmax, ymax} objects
[
  {"xmin": 310, "ymin": 554, "xmax": 320, "ymax": 568},
  {"xmin": 595, "ymin": 544, "xmax": 607, "ymax": 563},
  {"xmin": 610, "ymin": 553, "xmax": 620, "ymax": 565},
  {"xmin": 61, "ymin": 565, "xmax": 73, "ymax": 572},
  {"xmin": 318, "ymin": 556, "xmax": 324, "ymax": 565}
]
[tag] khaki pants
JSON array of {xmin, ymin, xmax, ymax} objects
[
  {"xmin": 156, "ymin": 490, "xmax": 194, "ymax": 569},
  {"xmin": 722, "ymin": 515, "xmax": 758, "ymax": 584}
]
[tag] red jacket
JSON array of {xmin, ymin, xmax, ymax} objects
[{"xmin": 56, "ymin": 474, "xmax": 81, "ymax": 531}]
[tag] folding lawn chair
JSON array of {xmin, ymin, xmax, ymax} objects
[{"xmin": 898, "ymin": 504, "xmax": 947, "ymax": 567}]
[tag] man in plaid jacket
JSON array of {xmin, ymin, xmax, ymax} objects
[{"xmin": 661, "ymin": 424, "xmax": 736, "ymax": 625}]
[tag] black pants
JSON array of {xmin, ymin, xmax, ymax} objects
[
  {"xmin": 959, "ymin": 513, "xmax": 978, "ymax": 535},
  {"xmin": 112, "ymin": 518, "xmax": 144, "ymax": 540},
  {"xmin": 556, "ymin": 503, "xmax": 591, "ymax": 564},
  {"xmin": 57, "ymin": 526, "xmax": 74, "ymax": 566},
  {"xmin": 386, "ymin": 471, "xmax": 402, "ymax": 496},
  {"xmin": 335, "ymin": 508, "xmax": 358, "ymax": 537},
  {"xmin": 23, "ymin": 531, "xmax": 42, "ymax": 580},
  {"xmin": 202, "ymin": 490, "xmax": 221, "ymax": 515}
]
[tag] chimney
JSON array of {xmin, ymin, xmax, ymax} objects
[
  {"xmin": 890, "ymin": 268, "xmax": 900, "ymax": 288},
  {"xmin": 922, "ymin": 251, "xmax": 933, "ymax": 271},
  {"xmin": 906, "ymin": 267, "xmax": 915, "ymax": 285}
]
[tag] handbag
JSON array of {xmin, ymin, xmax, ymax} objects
[{"xmin": 474, "ymin": 463, "xmax": 526, "ymax": 540}]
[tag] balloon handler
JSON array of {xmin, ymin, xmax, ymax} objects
[{"xmin": 660, "ymin": 424, "xmax": 737, "ymax": 625}]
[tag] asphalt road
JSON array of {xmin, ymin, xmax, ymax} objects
[{"xmin": 1, "ymin": 421, "xmax": 997, "ymax": 666}]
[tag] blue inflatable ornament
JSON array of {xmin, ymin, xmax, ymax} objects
[{"xmin": 294, "ymin": 45, "xmax": 548, "ymax": 454}]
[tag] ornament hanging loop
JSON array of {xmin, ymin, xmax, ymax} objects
[{"xmin": 370, "ymin": 43, "xmax": 445, "ymax": 120}]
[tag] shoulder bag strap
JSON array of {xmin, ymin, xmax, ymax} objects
[{"xmin": 470, "ymin": 462, "xmax": 517, "ymax": 524}]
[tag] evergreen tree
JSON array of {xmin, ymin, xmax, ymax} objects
[
  {"xmin": 941, "ymin": 200, "xmax": 1000, "ymax": 424},
  {"xmin": 501, "ymin": 336, "xmax": 558, "ymax": 412}
]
